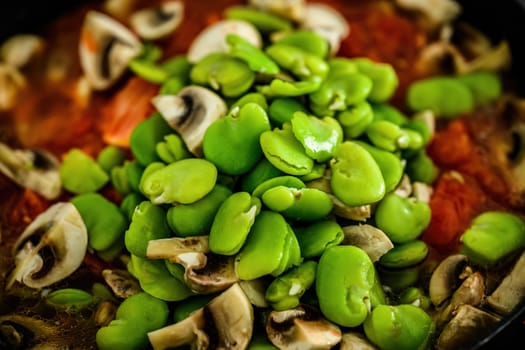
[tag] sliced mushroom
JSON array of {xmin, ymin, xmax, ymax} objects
[
  {"xmin": 249, "ymin": 0, "xmax": 305, "ymax": 22},
  {"xmin": 130, "ymin": 1, "xmax": 184, "ymax": 40},
  {"xmin": 147, "ymin": 236, "xmax": 238, "ymax": 294},
  {"xmin": 428, "ymin": 254, "xmax": 470, "ymax": 307},
  {"xmin": 103, "ymin": 0, "xmax": 137, "ymax": 20},
  {"xmin": 102, "ymin": 269, "xmax": 141, "ymax": 298},
  {"xmin": 0, "ymin": 314, "xmax": 61, "ymax": 349},
  {"xmin": 0, "ymin": 142, "xmax": 61, "ymax": 200},
  {"xmin": 342, "ymin": 224, "xmax": 394, "ymax": 262},
  {"xmin": 487, "ymin": 250, "xmax": 525, "ymax": 315},
  {"xmin": 266, "ymin": 305, "xmax": 342, "ymax": 350},
  {"xmin": 239, "ymin": 278, "xmax": 270, "ymax": 308},
  {"xmin": 340, "ymin": 332, "xmax": 378, "ymax": 350},
  {"xmin": 187, "ymin": 19, "xmax": 262, "ymax": 63},
  {"xmin": 94, "ymin": 300, "xmax": 118, "ymax": 327},
  {"xmin": 412, "ymin": 182, "xmax": 433, "ymax": 203},
  {"xmin": 151, "ymin": 86, "xmax": 227, "ymax": 157},
  {"xmin": 437, "ymin": 272, "xmax": 485, "ymax": 326},
  {"xmin": 393, "ymin": 174, "xmax": 413, "ymax": 198},
  {"xmin": 394, "ymin": 0, "xmax": 461, "ymax": 32},
  {"xmin": 0, "ymin": 34, "xmax": 44, "ymax": 68},
  {"xmin": 0, "ymin": 63, "xmax": 26, "ymax": 111},
  {"xmin": 148, "ymin": 283, "xmax": 254, "ymax": 350},
  {"xmin": 79, "ymin": 11, "xmax": 142, "ymax": 90},
  {"xmin": 300, "ymin": 3, "xmax": 350, "ymax": 55},
  {"xmin": 436, "ymin": 304, "xmax": 501, "ymax": 350},
  {"xmin": 7, "ymin": 202, "xmax": 88, "ymax": 289}
]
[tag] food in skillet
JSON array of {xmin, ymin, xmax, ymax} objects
[{"xmin": 0, "ymin": 0, "xmax": 524, "ymax": 349}]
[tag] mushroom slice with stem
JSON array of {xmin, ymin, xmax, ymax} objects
[
  {"xmin": 0, "ymin": 314, "xmax": 62, "ymax": 349},
  {"xmin": 0, "ymin": 142, "xmax": 61, "ymax": 200},
  {"xmin": 147, "ymin": 236, "xmax": 238, "ymax": 294},
  {"xmin": 148, "ymin": 283, "xmax": 254, "ymax": 350},
  {"xmin": 130, "ymin": 1, "xmax": 184, "ymax": 40},
  {"xmin": 7, "ymin": 202, "xmax": 88, "ymax": 289},
  {"xmin": 487, "ymin": 249, "xmax": 525, "ymax": 315},
  {"xmin": 428, "ymin": 254, "xmax": 470, "ymax": 307},
  {"xmin": 394, "ymin": 0, "xmax": 461, "ymax": 33},
  {"xmin": 186, "ymin": 19, "xmax": 262, "ymax": 63},
  {"xmin": 266, "ymin": 305, "xmax": 342, "ymax": 350},
  {"xmin": 340, "ymin": 332, "xmax": 378, "ymax": 350},
  {"xmin": 151, "ymin": 86, "xmax": 228, "ymax": 157},
  {"xmin": 300, "ymin": 3, "xmax": 350, "ymax": 55},
  {"xmin": 102, "ymin": 269, "xmax": 141, "ymax": 298},
  {"xmin": 342, "ymin": 224, "xmax": 394, "ymax": 262},
  {"xmin": 0, "ymin": 34, "xmax": 45, "ymax": 68},
  {"xmin": 248, "ymin": 0, "xmax": 305, "ymax": 22},
  {"xmin": 436, "ymin": 304, "xmax": 501, "ymax": 350},
  {"xmin": 79, "ymin": 11, "xmax": 142, "ymax": 90}
]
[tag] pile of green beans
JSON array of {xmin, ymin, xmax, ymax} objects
[{"xmin": 54, "ymin": 4, "xmax": 512, "ymax": 350}]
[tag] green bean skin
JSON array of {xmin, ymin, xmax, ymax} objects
[
  {"xmin": 227, "ymin": 34, "xmax": 280, "ymax": 75},
  {"xmin": 275, "ymin": 30, "xmax": 329, "ymax": 58},
  {"xmin": 337, "ymin": 101, "xmax": 375, "ymax": 139},
  {"xmin": 295, "ymin": 220, "xmax": 344, "ymax": 258},
  {"xmin": 379, "ymin": 240, "xmax": 429, "ymax": 269},
  {"xmin": 130, "ymin": 113, "xmax": 173, "ymax": 167},
  {"xmin": 60, "ymin": 148, "xmax": 109, "ymax": 194},
  {"xmin": 268, "ymin": 97, "xmax": 309, "ymax": 126},
  {"xmin": 225, "ymin": 6, "xmax": 292, "ymax": 33},
  {"xmin": 352, "ymin": 58, "xmax": 398, "ymax": 102}
]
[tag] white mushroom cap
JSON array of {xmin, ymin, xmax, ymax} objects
[
  {"xmin": 300, "ymin": 3, "xmax": 350, "ymax": 55},
  {"xmin": 249, "ymin": 0, "xmax": 306, "ymax": 22},
  {"xmin": 487, "ymin": 250, "xmax": 525, "ymax": 315},
  {"xmin": 79, "ymin": 11, "xmax": 142, "ymax": 90},
  {"xmin": 186, "ymin": 19, "xmax": 262, "ymax": 63},
  {"xmin": 342, "ymin": 224, "xmax": 394, "ymax": 262},
  {"xmin": 0, "ymin": 142, "xmax": 61, "ymax": 200},
  {"xmin": 148, "ymin": 283, "xmax": 254, "ymax": 350},
  {"xmin": 151, "ymin": 85, "xmax": 227, "ymax": 157},
  {"xmin": 395, "ymin": 0, "xmax": 461, "ymax": 31},
  {"xmin": 130, "ymin": 1, "xmax": 184, "ymax": 40},
  {"xmin": 0, "ymin": 34, "xmax": 44, "ymax": 68},
  {"xmin": 7, "ymin": 202, "xmax": 88, "ymax": 289}
]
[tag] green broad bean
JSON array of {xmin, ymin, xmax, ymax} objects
[
  {"xmin": 364, "ymin": 304, "xmax": 433, "ymax": 350},
  {"xmin": 91, "ymin": 282, "xmax": 117, "ymax": 302},
  {"xmin": 249, "ymin": 334, "xmax": 279, "ymax": 350},
  {"xmin": 399, "ymin": 287, "xmax": 431, "ymax": 310},
  {"xmin": 295, "ymin": 220, "xmax": 344, "ymax": 258},
  {"xmin": 227, "ymin": 34, "xmax": 280, "ymax": 75},
  {"xmin": 310, "ymin": 73, "xmax": 373, "ymax": 117},
  {"xmin": 241, "ymin": 158, "xmax": 283, "ymax": 193},
  {"xmin": 155, "ymin": 134, "xmax": 190, "ymax": 164},
  {"xmin": 458, "ymin": 71, "xmax": 502, "ymax": 104},
  {"xmin": 167, "ymin": 184, "xmax": 232, "ymax": 237},
  {"xmin": 258, "ymin": 79, "xmax": 321, "ymax": 97},
  {"xmin": 405, "ymin": 150, "xmax": 438, "ymax": 184},
  {"xmin": 136, "ymin": 42, "xmax": 163, "ymax": 62},
  {"xmin": 378, "ymin": 266, "xmax": 420, "ymax": 292},
  {"xmin": 265, "ymin": 260, "xmax": 317, "ymax": 310},
  {"xmin": 399, "ymin": 128, "xmax": 424, "ymax": 150},
  {"xmin": 262, "ymin": 186, "xmax": 333, "ymax": 221},
  {"xmin": 71, "ymin": 193, "xmax": 128, "ymax": 251},
  {"xmin": 290, "ymin": 112, "xmax": 343, "ymax": 163},
  {"xmin": 162, "ymin": 55, "xmax": 191, "ymax": 78},
  {"xmin": 275, "ymin": 30, "xmax": 329, "ymax": 58},
  {"xmin": 328, "ymin": 58, "xmax": 359, "ymax": 76},
  {"xmin": 365, "ymin": 120, "xmax": 405, "ymax": 152},
  {"xmin": 236, "ymin": 211, "xmax": 299, "ymax": 280},
  {"xmin": 374, "ymin": 193, "xmax": 431, "ymax": 243},
  {"xmin": 128, "ymin": 59, "xmax": 169, "ymax": 83},
  {"xmin": 337, "ymin": 101, "xmax": 374, "ymax": 139},
  {"xmin": 460, "ymin": 211, "xmax": 525, "ymax": 265},
  {"xmin": 316, "ymin": 245, "xmax": 376, "ymax": 327},
  {"xmin": 140, "ymin": 158, "xmax": 217, "ymax": 204},
  {"xmin": 330, "ymin": 141, "xmax": 385, "ymax": 206},
  {"xmin": 173, "ymin": 295, "xmax": 215, "ymax": 322},
  {"xmin": 190, "ymin": 53, "xmax": 255, "ymax": 97},
  {"xmin": 96, "ymin": 292, "xmax": 169, "ymax": 350},
  {"xmin": 371, "ymin": 103, "xmax": 407, "ymax": 125},
  {"xmin": 97, "ymin": 146, "xmax": 127, "ymax": 173},
  {"xmin": 299, "ymin": 162, "xmax": 326, "ymax": 182},
  {"xmin": 407, "ymin": 77, "xmax": 474, "ymax": 118},
  {"xmin": 378, "ymin": 240, "xmax": 429, "ymax": 269},
  {"xmin": 231, "ymin": 92, "xmax": 268, "ymax": 112},
  {"xmin": 266, "ymin": 44, "xmax": 329, "ymax": 81},
  {"xmin": 268, "ymin": 97, "xmax": 309, "ymax": 126},
  {"xmin": 60, "ymin": 148, "xmax": 109, "ymax": 194},
  {"xmin": 252, "ymin": 175, "xmax": 305, "ymax": 198},
  {"xmin": 203, "ymin": 103, "xmax": 271, "ymax": 175},
  {"xmin": 271, "ymin": 221, "xmax": 302, "ymax": 277},
  {"xmin": 209, "ymin": 192, "xmax": 262, "ymax": 255},
  {"xmin": 370, "ymin": 271, "xmax": 387, "ymax": 307},
  {"xmin": 97, "ymin": 237, "xmax": 125, "ymax": 261},
  {"xmin": 159, "ymin": 76, "xmax": 185, "ymax": 95},
  {"xmin": 352, "ymin": 58, "xmax": 398, "ymax": 102},
  {"xmin": 260, "ymin": 124, "xmax": 314, "ymax": 176},
  {"xmin": 164, "ymin": 260, "xmax": 186, "ymax": 281},
  {"xmin": 124, "ymin": 201, "xmax": 171, "ymax": 258},
  {"xmin": 130, "ymin": 113, "xmax": 173, "ymax": 167},
  {"xmin": 225, "ymin": 6, "xmax": 292, "ymax": 33},
  {"xmin": 354, "ymin": 141, "xmax": 404, "ymax": 193},
  {"xmin": 46, "ymin": 288, "xmax": 94, "ymax": 312},
  {"xmin": 111, "ymin": 160, "xmax": 144, "ymax": 196},
  {"xmin": 128, "ymin": 255, "xmax": 192, "ymax": 301}
]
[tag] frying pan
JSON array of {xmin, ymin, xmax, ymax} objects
[{"xmin": 0, "ymin": 0, "xmax": 524, "ymax": 349}]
